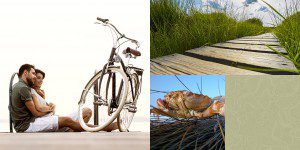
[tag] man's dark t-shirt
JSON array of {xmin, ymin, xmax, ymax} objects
[{"xmin": 11, "ymin": 79, "xmax": 36, "ymax": 132}]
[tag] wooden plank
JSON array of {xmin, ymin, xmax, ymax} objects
[
  {"xmin": 247, "ymin": 33, "xmax": 275, "ymax": 37},
  {"xmin": 236, "ymin": 38, "xmax": 279, "ymax": 42},
  {"xmin": 151, "ymin": 53, "xmax": 265, "ymax": 75},
  {"xmin": 242, "ymin": 35, "xmax": 275, "ymax": 38},
  {"xmin": 241, "ymin": 33, "xmax": 277, "ymax": 39},
  {"xmin": 212, "ymin": 43, "xmax": 287, "ymax": 54},
  {"xmin": 241, "ymin": 37, "xmax": 277, "ymax": 40},
  {"xmin": 152, "ymin": 57, "xmax": 200, "ymax": 74},
  {"xmin": 226, "ymin": 40, "xmax": 280, "ymax": 46},
  {"xmin": 241, "ymin": 35, "xmax": 277, "ymax": 39},
  {"xmin": 152, "ymin": 61, "xmax": 186, "ymax": 74},
  {"xmin": 151, "ymin": 61, "xmax": 183, "ymax": 75},
  {"xmin": 150, "ymin": 64, "xmax": 163, "ymax": 75},
  {"xmin": 150, "ymin": 62, "xmax": 171, "ymax": 75},
  {"xmin": 151, "ymin": 61, "xmax": 185, "ymax": 74},
  {"xmin": 247, "ymin": 36, "xmax": 276, "ymax": 38},
  {"xmin": 187, "ymin": 46, "xmax": 296, "ymax": 70}
]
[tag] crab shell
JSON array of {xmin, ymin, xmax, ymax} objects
[{"xmin": 163, "ymin": 90, "xmax": 213, "ymax": 112}]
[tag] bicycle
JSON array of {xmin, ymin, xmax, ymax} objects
[{"xmin": 77, "ymin": 17, "xmax": 143, "ymax": 132}]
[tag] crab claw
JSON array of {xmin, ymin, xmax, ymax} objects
[
  {"xmin": 156, "ymin": 98, "xmax": 166, "ymax": 111},
  {"xmin": 211, "ymin": 101, "xmax": 225, "ymax": 116},
  {"xmin": 219, "ymin": 104, "xmax": 225, "ymax": 116}
]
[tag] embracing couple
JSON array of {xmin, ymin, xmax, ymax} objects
[{"xmin": 11, "ymin": 64, "xmax": 118, "ymax": 132}]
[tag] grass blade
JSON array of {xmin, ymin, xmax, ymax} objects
[
  {"xmin": 265, "ymin": 44, "xmax": 300, "ymax": 68},
  {"xmin": 261, "ymin": 0, "xmax": 286, "ymax": 20}
]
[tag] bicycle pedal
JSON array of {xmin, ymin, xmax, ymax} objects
[
  {"xmin": 128, "ymin": 108, "xmax": 137, "ymax": 113},
  {"xmin": 128, "ymin": 106, "xmax": 137, "ymax": 113},
  {"xmin": 129, "ymin": 105, "xmax": 137, "ymax": 109},
  {"xmin": 125, "ymin": 101, "xmax": 132, "ymax": 104}
]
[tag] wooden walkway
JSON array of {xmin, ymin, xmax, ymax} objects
[
  {"xmin": 151, "ymin": 33, "xmax": 297, "ymax": 75},
  {"xmin": 0, "ymin": 132, "xmax": 149, "ymax": 150}
]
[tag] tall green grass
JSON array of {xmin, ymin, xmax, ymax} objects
[
  {"xmin": 260, "ymin": 0, "xmax": 300, "ymax": 71},
  {"xmin": 151, "ymin": 0, "xmax": 269, "ymax": 58}
]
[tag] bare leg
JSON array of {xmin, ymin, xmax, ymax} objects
[
  {"xmin": 81, "ymin": 107, "xmax": 117, "ymax": 132},
  {"xmin": 58, "ymin": 117, "xmax": 84, "ymax": 132},
  {"xmin": 60, "ymin": 107, "xmax": 92, "ymax": 132},
  {"xmin": 102, "ymin": 122, "xmax": 118, "ymax": 132},
  {"xmin": 82, "ymin": 107, "xmax": 92, "ymax": 123}
]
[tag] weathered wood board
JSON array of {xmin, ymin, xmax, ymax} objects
[
  {"xmin": 186, "ymin": 46, "xmax": 295, "ymax": 69},
  {"xmin": 237, "ymin": 38, "xmax": 278, "ymax": 42},
  {"xmin": 212, "ymin": 43, "xmax": 287, "ymax": 54},
  {"xmin": 226, "ymin": 40, "xmax": 280, "ymax": 46},
  {"xmin": 151, "ymin": 54, "xmax": 265, "ymax": 75},
  {"xmin": 241, "ymin": 33, "xmax": 278, "ymax": 39}
]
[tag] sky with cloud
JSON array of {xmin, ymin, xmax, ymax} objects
[{"xmin": 193, "ymin": 0, "xmax": 299, "ymax": 26}]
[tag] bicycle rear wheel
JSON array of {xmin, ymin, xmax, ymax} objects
[
  {"xmin": 78, "ymin": 66, "xmax": 129, "ymax": 132},
  {"xmin": 117, "ymin": 73, "xmax": 140, "ymax": 132}
]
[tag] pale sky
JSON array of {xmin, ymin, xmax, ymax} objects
[
  {"xmin": 196, "ymin": 0, "xmax": 299, "ymax": 26},
  {"xmin": 0, "ymin": 0, "xmax": 150, "ymax": 132}
]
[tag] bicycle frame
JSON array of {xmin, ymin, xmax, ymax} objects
[{"xmin": 91, "ymin": 18, "xmax": 143, "ymax": 125}]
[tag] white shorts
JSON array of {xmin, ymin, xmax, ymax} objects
[{"xmin": 25, "ymin": 111, "xmax": 79, "ymax": 133}]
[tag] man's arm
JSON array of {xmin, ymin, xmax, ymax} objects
[
  {"xmin": 25, "ymin": 100, "xmax": 49, "ymax": 117},
  {"xmin": 20, "ymin": 87, "xmax": 49, "ymax": 117}
]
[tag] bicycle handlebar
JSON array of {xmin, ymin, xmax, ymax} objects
[
  {"xmin": 96, "ymin": 17, "xmax": 140, "ymax": 48},
  {"xmin": 96, "ymin": 17, "xmax": 109, "ymax": 23}
]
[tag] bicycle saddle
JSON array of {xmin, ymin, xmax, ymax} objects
[{"xmin": 122, "ymin": 47, "xmax": 141, "ymax": 57}]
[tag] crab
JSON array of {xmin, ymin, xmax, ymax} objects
[{"xmin": 151, "ymin": 90, "xmax": 225, "ymax": 118}]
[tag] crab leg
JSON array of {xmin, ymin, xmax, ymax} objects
[{"xmin": 150, "ymin": 107, "xmax": 181, "ymax": 118}]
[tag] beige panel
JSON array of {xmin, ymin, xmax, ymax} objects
[{"xmin": 227, "ymin": 76, "xmax": 300, "ymax": 150}]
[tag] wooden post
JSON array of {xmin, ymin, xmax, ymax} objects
[{"xmin": 93, "ymin": 71, "xmax": 99, "ymax": 125}]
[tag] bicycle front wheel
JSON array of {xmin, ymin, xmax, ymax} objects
[{"xmin": 78, "ymin": 66, "xmax": 129, "ymax": 132}]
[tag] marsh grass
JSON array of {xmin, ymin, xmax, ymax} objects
[
  {"xmin": 261, "ymin": 0, "xmax": 300, "ymax": 71},
  {"xmin": 150, "ymin": 111, "xmax": 225, "ymax": 149},
  {"xmin": 150, "ymin": 0, "xmax": 269, "ymax": 58}
]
